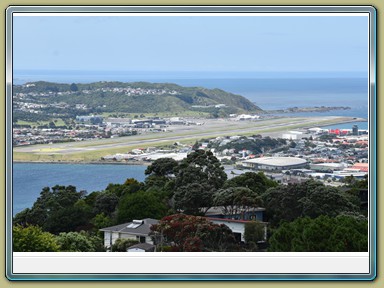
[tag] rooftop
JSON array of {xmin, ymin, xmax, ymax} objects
[
  {"xmin": 99, "ymin": 218, "xmax": 158, "ymax": 236},
  {"xmin": 243, "ymin": 157, "xmax": 307, "ymax": 167}
]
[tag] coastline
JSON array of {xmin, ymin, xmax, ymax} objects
[
  {"xmin": 263, "ymin": 106, "xmax": 352, "ymax": 114},
  {"xmin": 13, "ymin": 160, "xmax": 152, "ymax": 166}
]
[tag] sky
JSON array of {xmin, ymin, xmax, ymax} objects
[{"xmin": 13, "ymin": 14, "xmax": 369, "ymax": 73}]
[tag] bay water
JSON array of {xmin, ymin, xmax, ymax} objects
[{"xmin": 12, "ymin": 163, "xmax": 147, "ymax": 215}]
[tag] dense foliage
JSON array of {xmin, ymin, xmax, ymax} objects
[
  {"xmin": 173, "ymin": 150, "xmax": 227, "ymax": 215},
  {"xmin": 111, "ymin": 238, "xmax": 140, "ymax": 252},
  {"xmin": 13, "ymin": 185, "xmax": 89, "ymax": 233},
  {"xmin": 213, "ymin": 187, "xmax": 262, "ymax": 216},
  {"xmin": 117, "ymin": 191, "xmax": 168, "ymax": 223},
  {"xmin": 268, "ymin": 215, "xmax": 368, "ymax": 252},
  {"xmin": 150, "ymin": 214, "xmax": 238, "ymax": 252},
  {"xmin": 262, "ymin": 180, "xmax": 360, "ymax": 226},
  {"xmin": 13, "ymin": 151, "xmax": 367, "ymax": 252},
  {"xmin": 56, "ymin": 231, "xmax": 105, "ymax": 252},
  {"xmin": 244, "ymin": 221, "xmax": 266, "ymax": 245},
  {"xmin": 13, "ymin": 224, "xmax": 60, "ymax": 252}
]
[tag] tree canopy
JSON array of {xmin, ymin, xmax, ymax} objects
[
  {"xmin": 268, "ymin": 215, "xmax": 368, "ymax": 252},
  {"xmin": 117, "ymin": 191, "xmax": 168, "ymax": 223},
  {"xmin": 244, "ymin": 221, "xmax": 266, "ymax": 246},
  {"xmin": 56, "ymin": 231, "xmax": 102, "ymax": 252},
  {"xmin": 150, "ymin": 214, "xmax": 238, "ymax": 252},
  {"xmin": 262, "ymin": 180, "xmax": 361, "ymax": 226},
  {"xmin": 213, "ymin": 187, "xmax": 262, "ymax": 216},
  {"xmin": 223, "ymin": 171, "xmax": 278, "ymax": 194},
  {"xmin": 173, "ymin": 150, "xmax": 227, "ymax": 215},
  {"xmin": 13, "ymin": 224, "xmax": 60, "ymax": 252},
  {"xmin": 13, "ymin": 185, "xmax": 89, "ymax": 234},
  {"xmin": 145, "ymin": 157, "xmax": 178, "ymax": 178}
]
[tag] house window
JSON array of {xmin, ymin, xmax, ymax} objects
[{"xmin": 136, "ymin": 236, "xmax": 146, "ymax": 243}]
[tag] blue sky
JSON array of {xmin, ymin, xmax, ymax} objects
[{"xmin": 13, "ymin": 14, "xmax": 369, "ymax": 73}]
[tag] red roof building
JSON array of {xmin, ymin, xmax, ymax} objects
[{"xmin": 350, "ymin": 163, "xmax": 369, "ymax": 173}]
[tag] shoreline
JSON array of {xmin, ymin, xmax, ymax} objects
[
  {"xmin": 13, "ymin": 160, "xmax": 152, "ymax": 166},
  {"xmin": 263, "ymin": 106, "xmax": 352, "ymax": 114}
]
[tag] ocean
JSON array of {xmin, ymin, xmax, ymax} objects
[{"xmin": 11, "ymin": 70, "xmax": 371, "ymax": 214}]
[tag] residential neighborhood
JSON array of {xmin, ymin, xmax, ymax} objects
[{"xmin": 103, "ymin": 125, "xmax": 369, "ymax": 186}]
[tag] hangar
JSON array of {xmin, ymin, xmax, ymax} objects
[{"xmin": 242, "ymin": 157, "xmax": 308, "ymax": 171}]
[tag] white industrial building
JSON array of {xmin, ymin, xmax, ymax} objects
[{"xmin": 242, "ymin": 157, "xmax": 308, "ymax": 171}]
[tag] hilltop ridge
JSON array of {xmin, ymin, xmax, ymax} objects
[{"xmin": 13, "ymin": 81, "xmax": 263, "ymax": 117}]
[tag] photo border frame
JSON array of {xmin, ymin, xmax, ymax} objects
[{"xmin": 5, "ymin": 5, "xmax": 377, "ymax": 281}]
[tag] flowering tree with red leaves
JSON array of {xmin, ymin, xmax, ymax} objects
[{"xmin": 150, "ymin": 214, "xmax": 238, "ymax": 252}]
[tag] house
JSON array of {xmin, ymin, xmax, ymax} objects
[
  {"xmin": 100, "ymin": 218, "xmax": 158, "ymax": 249},
  {"xmin": 204, "ymin": 206, "xmax": 268, "ymax": 243},
  {"xmin": 205, "ymin": 206, "xmax": 265, "ymax": 222},
  {"xmin": 206, "ymin": 217, "xmax": 268, "ymax": 243},
  {"xmin": 127, "ymin": 243, "xmax": 156, "ymax": 252}
]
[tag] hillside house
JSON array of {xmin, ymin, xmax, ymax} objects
[{"xmin": 100, "ymin": 218, "xmax": 158, "ymax": 249}]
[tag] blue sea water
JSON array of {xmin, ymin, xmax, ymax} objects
[
  {"xmin": 11, "ymin": 70, "xmax": 371, "ymax": 214},
  {"xmin": 12, "ymin": 163, "xmax": 147, "ymax": 215}
]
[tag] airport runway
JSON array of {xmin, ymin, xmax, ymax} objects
[{"xmin": 13, "ymin": 116, "xmax": 360, "ymax": 155}]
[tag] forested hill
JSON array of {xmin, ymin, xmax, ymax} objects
[{"xmin": 13, "ymin": 81, "xmax": 262, "ymax": 114}]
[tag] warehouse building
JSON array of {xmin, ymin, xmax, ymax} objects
[{"xmin": 242, "ymin": 157, "xmax": 308, "ymax": 171}]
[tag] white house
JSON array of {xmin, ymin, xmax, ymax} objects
[
  {"xmin": 207, "ymin": 217, "xmax": 267, "ymax": 243},
  {"xmin": 100, "ymin": 218, "xmax": 158, "ymax": 249},
  {"xmin": 127, "ymin": 243, "xmax": 156, "ymax": 252}
]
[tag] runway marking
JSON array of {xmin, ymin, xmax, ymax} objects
[{"xmin": 33, "ymin": 148, "xmax": 63, "ymax": 152}]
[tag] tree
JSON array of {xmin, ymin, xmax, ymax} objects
[
  {"xmin": 91, "ymin": 213, "xmax": 113, "ymax": 230},
  {"xmin": 213, "ymin": 187, "xmax": 262, "ymax": 217},
  {"xmin": 70, "ymin": 83, "xmax": 79, "ymax": 92},
  {"xmin": 223, "ymin": 172, "xmax": 278, "ymax": 194},
  {"xmin": 93, "ymin": 192, "xmax": 119, "ymax": 217},
  {"xmin": 111, "ymin": 238, "xmax": 139, "ymax": 252},
  {"xmin": 244, "ymin": 221, "xmax": 265, "ymax": 245},
  {"xmin": 173, "ymin": 182, "xmax": 214, "ymax": 215},
  {"xmin": 56, "ymin": 231, "xmax": 99, "ymax": 252},
  {"xmin": 343, "ymin": 174, "xmax": 368, "ymax": 189},
  {"xmin": 150, "ymin": 214, "xmax": 237, "ymax": 252},
  {"xmin": 117, "ymin": 191, "xmax": 167, "ymax": 223},
  {"xmin": 262, "ymin": 180, "xmax": 360, "ymax": 226},
  {"xmin": 144, "ymin": 158, "xmax": 179, "ymax": 194},
  {"xmin": 49, "ymin": 121, "xmax": 56, "ymax": 128},
  {"xmin": 173, "ymin": 150, "xmax": 227, "ymax": 215},
  {"xmin": 145, "ymin": 157, "xmax": 178, "ymax": 178},
  {"xmin": 104, "ymin": 178, "xmax": 142, "ymax": 198},
  {"xmin": 44, "ymin": 205, "xmax": 91, "ymax": 234},
  {"xmin": 143, "ymin": 175, "xmax": 172, "ymax": 193},
  {"xmin": 13, "ymin": 185, "xmax": 89, "ymax": 234},
  {"xmin": 13, "ymin": 224, "xmax": 60, "ymax": 252},
  {"xmin": 268, "ymin": 215, "xmax": 368, "ymax": 252}
]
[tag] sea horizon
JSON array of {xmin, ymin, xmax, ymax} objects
[{"xmin": 13, "ymin": 69, "xmax": 368, "ymax": 84}]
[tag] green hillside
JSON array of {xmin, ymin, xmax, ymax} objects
[{"xmin": 13, "ymin": 81, "xmax": 262, "ymax": 115}]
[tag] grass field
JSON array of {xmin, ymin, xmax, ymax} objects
[{"xmin": 16, "ymin": 118, "xmax": 67, "ymax": 127}]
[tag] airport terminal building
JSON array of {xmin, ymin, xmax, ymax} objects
[{"xmin": 242, "ymin": 157, "xmax": 308, "ymax": 171}]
